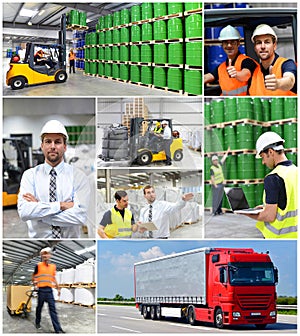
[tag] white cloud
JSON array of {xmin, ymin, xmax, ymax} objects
[{"xmin": 139, "ymin": 246, "xmax": 165, "ymax": 260}]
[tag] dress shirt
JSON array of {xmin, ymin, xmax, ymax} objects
[
  {"xmin": 162, "ymin": 125, "xmax": 172, "ymax": 140},
  {"xmin": 139, "ymin": 199, "xmax": 186, "ymax": 238},
  {"xmin": 17, "ymin": 161, "xmax": 90, "ymax": 238}
]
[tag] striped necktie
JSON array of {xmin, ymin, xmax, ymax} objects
[
  {"xmin": 148, "ymin": 204, "xmax": 153, "ymax": 238},
  {"xmin": 49, "ymin": 168, "xmax": 61, "ymax": 238}
]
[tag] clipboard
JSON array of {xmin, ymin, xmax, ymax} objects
[{"xmin": 139, "ymin": 222, "xmax": 157, "ymax": 231}]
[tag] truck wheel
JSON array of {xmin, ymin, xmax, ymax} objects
[
  {"xmin": 137, "ymin": 151, "xmax": 152, "ymax": 165},
  {"xmin": 156, "ymin": 305, "xmax": 163, "ymax": 320},
  {"xmin": 11, "ymin": 76, "xmax": 26, "ymax": 90},
  {"xmin": 142, "ymin": 305, "xmax": 150, "ymax": 319},
  {"xmin": 188, "ymin": 306, "xmax": 197, "ymax": 325},
  {"xmin": 173, "ymin": 149, "xmax": 183, "ymax": 161},
  {"xmin": 255, "ymin": 324, "xmax": 267, "ymax": 329},
  {"xmin": 150, "ymin": 306, "xmax": 157, "ymax": 320},
  {"xmin": 214, "ymin": 308, "xmax": 224, "ymax": 329},
  {"xmin": 55, "ymin": 70, "xmax": 67, "ymax": 83}
]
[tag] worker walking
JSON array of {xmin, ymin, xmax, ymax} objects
[
  {"xmin": 210, "ymin": 147, "xmax": 230, "ymax": 216},
  {"xmin": 161, "ymin": 120, "xmax": 172, "ymax": 165},
  {"xmin": 33, "ymin": 247, "xmax": 65, "ymax": 333},
  {"xmin": 17, "ymin": 120, "xmax": 90, "ymax": 238},
  {"xmin": 242, "ymin": 132, "xmax": 298, "ymax": 238},
  {"xmin": 68, "ymin": 49, "xmax": 76, "ymax": 74},
  {"xmin": 249, "ymin": 24, "xmax": 297, "ymax": 96},
  {"xmin": 204, "ymin": 25, "xmax": 257, "ymax": 96}
]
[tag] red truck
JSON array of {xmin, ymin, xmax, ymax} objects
[{"xmin": 134, "ymin": 247, "xmax": 278, "ymax": 329}]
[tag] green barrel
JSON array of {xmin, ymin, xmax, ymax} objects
[
  {"xmin": 270, "ymin": 98, "xmax": 284, "ymax": 121},
  {"xmin": 237, "ymin": 154, "xmax": 255, "ymax": 179},
  {"xmin": 130, "ymin": 65, "xmax": 140, "ymax": 82},
  {"xmin": 120, "ymin": 8, "xmax": 130, "ymax": 25},
  {"xmin": 168, "ymin": 43, "xmax": 183, "ymax": 64},
  {"xmin": 112, "ymin": 46, "xmax": 120, "ymax": 61},
  {"xmin": 270, "ymin": 124, "xmax": 283, "ymax": 138},
  {"xmin": 131, "ymin": 5, "xmax": 141, "ymax": 22},
  {"xmin": 84, "ymin": 47, "xmax": 90, "ymax": 60},
  {"xmin": 142, "ymin": 23, "xmax": 153, "ymax": 41},
  {"xmin": 98, "ymin": 47, "xmax": 104, "ymax": 60},
  {"xmin": 89, "ymin": 32, "xmax": 97, "ymax": 45},
  {"xmin": 130, "ymin": 45, "xmax": 140, "ymax": 62},
  {"xmin": 224, "ymin": 98, "xmax": 237, "ymax": 122},
  {"xmin": 224, "ymin": 155, "xmax": 237, "ymax": 180},
  {"xmin": 131, "ymin": 25, "xmax": 141, "ymax": 42},
  {"xmin": 204, "ymin": 156, "xmax": 211, "ymax": 181},
  {"xmin": 120, "ymin": 27, "xmax": 130, "ymax": 43},
  {"xmin": 120, "ymin": 64, "xmax": 129, "ymax": 80},
  {"xmin": 168, "ymin": 18, "xmax": 183, "ymax": 39},
  {"xmin": 284, "ymin": 98, "xmax": 297, "ymax": 118},
  {"xmin": 89, "ymin": 62, "xmax": 97, "ymax": 75},
  {"xmin": 112, "ymin": 63, "xmax": 120, "ymax": 78},
  {"xmin": 184, "ymin": 69, "xmax": 202, "ymax": 95},
  {"xmin": 141, "ymin": 44, "xmax": 152, "ymax": 62},
  {"xmin": 261, "ymin": 98, "xmax": 271, "ymax": 122},
  {"xmin": 204, "ymin": 102, "xmax": 211, "ymax": 126},
  {"xmin": 224, "ymin": 126, "xmax": 236, "ymax": 150},
  {"xmin": 253, "ymin": 126, "xmax": 263, "ymax": 146},
  {"xmin": 153, "ymin": 20, "xmax": 167, "ymax": 40},
  {"xmin": 237, "ymin": 98, "xmax": 253, "ymax": 119},
  {"xmin": 70, "ymin": 10, "xmax": 80, "ymax": 25},
  {"xmin": 153, "ymin": 67, "xmax": 167, "ymax": 87},
  {"xmin": 141, "ymin": 66, "xmax": 153, "ymax": 85},
  {"xmin": 186, "ymin": 42, "xmax": 202, "ymax": 66},
  {"xmin": 240, "ymin": 184, "xmax": 256, "ymax": 208},
  {"xmin": 185, "ymin": 2, "xmax": 202, "ymax": 10},
  {"xmin": 204, "ymin": 129, "xmax": 212, "ymax": 153},
  {"xmin": 105, "ymin": 30, "xmax": 112, "ymax": 44},
  {"xmin": 90, "ymin": 47, "xmax": 97, "ymax": 60},
  {"xmin": 211, "ymin": 99, "xmax": 224, "ymax": 124},
  {"xmin": 211, "ymin": 127, "xmax": 224, "ymax": 152},
  {"xmin": 84, "ymin": 61, "xmax": 90, "ymax": 74},
  {"xmin": 104, "ymin": 63, "xmax": 112, "ymax": 77},
  {"xmin": 98, "ymin": 62, "xmax": 104, "ymax": 76},
  {"xmin": 168, "ymin": 2, "xmax": 183, "ymax": 14},
  {"xmin": 120, "ymin": 45, "xmax": 129, "ymax": 61},
  {"xmin": 141, "ymin": 3, "xmax": 153, "ymax": 20},
  {"xmin": 104, "ymin": 14, "xmax": 113, "ymax": 28},
  {"xmin": 283, "ymin": 123, "xmax": 297, "ymax": 148},
  {"xmin": 255, "ymin": 156, "xmax": 265, "ymax": 179},
  {"xmin": 113, "ymin": 11, "xmax": 121, "ymax": 27},
  {"xmin": 253, "ymin": 98, "xmax": 263, "ymax": 121},
  {"xmin": 79, "ymin": 12, "xmax": 87, "ymax": 26},
  {"xmin": 255, "ymin": 183, "xmax": 264, "ymax": 205},
  {"xmin": 154, "ymin": 3, "xmax": 167, "ymax": 17},
  {"xmin": 112, "ymin": 29, "xmax": 120, "ymax": 44},
  {"xmin": 167, "ymin": 68, "xmax": 183, "ymax": 90},
  {"xmin": 85, "ymin": 33, "xmax": 90, "ymax": 46},
  {"xmin": 98, "ymin": 16, "xmax": 105, "ymax": 30},
  {"xmin": 286, "ymin": 152, "xmax": 297, "ymax": 165},
  {"xmin": 185, "ymin": 14, "xmax": 202, "ymax": 38},
  {"xmin": 104, "ymin": 46, "xmax": 112, "ymax": 61},
  {"xmin": 154, "ymin": 44, "xmax": 167, "ymax": 63},
  {"xmin": 204, "ymin": 183, "xmax": 213, "ymax": 208},
  {"xmin": 98, "ymin": 31, "xmax": 105, "ymax": 45},
  {"xmin": 236, "ymin": 124, "xmax": 254, "ymax": 149}
]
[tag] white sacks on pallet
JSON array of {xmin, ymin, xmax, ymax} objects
[
  {"xmin": 56, "ymin": 272, "xmax": 62, "ymax": 285},
  {"xmin": 74, "ymin": 288, "xmax": 95, "ymax": 306},
  {"xmin": 180, "ymin": 202, "xmax": 200, "ymax": 223},
  {"xmin": 60, "ymin": 288, "xmax": 74, "ymax": 303},
  {"xmin": 61, "ymin": 268, "xmax": 75, "ymax": 284},
  {"xmin": 74, "ymin": 263, "xmax": 94, "ymax": 284},
  {"xmin": 53, "ymin": 288, "xmax": 59, "ymax": 301}
]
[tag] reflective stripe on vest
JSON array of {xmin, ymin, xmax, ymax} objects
[
  {"xmin": 34, "ymin": 262, "xmax": 56, "ymax": 288},
  {"xmin": 249, "ymin": 57, "xmax": 297, "ymax": 96},
  {"xmin": 210, "ymin": 164, "xmax": 224, "ymax": 184},
  {"xmin": 69, "ymin": 53, "xmax": 75, "ymax": 60},
  {"xmin": 256, "ymin": 164, "xmax": 298, "ymax": 238},
  {"xmin": 111, "ymin": 207, "xmax": 132, "ymax": 238}
]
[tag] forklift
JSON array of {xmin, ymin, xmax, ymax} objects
[
  {"xmin": 3, "ymin": 137, "xmax": 32, "ymax": 206},
  {"xmin": 6, "ymin": 14, "xmax": 67, "ymax": 90}
]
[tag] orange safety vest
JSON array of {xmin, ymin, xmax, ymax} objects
[
  {"xmin": 249, "ymin": 57, "xmax": 297, "ymax": 96},
  {"xmin": 218, "ymin": 54, "xmax": 255, "ymax": 96},
  {"xmin": 33, "ymin": 262, "xmax": 56, "ymax": 288},
  {"xmin": 69, "ymin": 52, "xmax": 75, "ymax": 61}
]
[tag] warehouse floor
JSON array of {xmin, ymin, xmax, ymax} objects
[
  {"xmin": 3, "ymin": 58, "xmax": 180, "ymax": 97},
  {"xmin": 204, "ymin": 210, "xmax": 264, "ymax": 239},
  {"xmin": 3, "ymin": 291, "xmax": 95, "ymax": 334},
  {"xmin": 170, "ymin": 218, "xmax": 202, "ymax": 238}
]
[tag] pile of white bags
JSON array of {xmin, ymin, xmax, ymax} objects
[{"xmin": 74, "ymin": 288, "xmax": 95, "ymax": 306}]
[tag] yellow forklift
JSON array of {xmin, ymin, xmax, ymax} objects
[{"xmin": 6, "ymin": 15, "xmax": 67, "ymax": 90}]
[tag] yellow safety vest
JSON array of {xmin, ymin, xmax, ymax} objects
[
  {"xmin": 210, "ymin": 164, "xmax": 225, "ymax": 184},
  {"xmin": 111, "ymin": 207, "xmax": 132, "ymax": 238},
  {"xmin": 256, "ymin": 164, "xmax": 298, "ymax": 238},
  {"xmin": 154, "ymin": 126, "xmax": 163, "ymax": 134}
]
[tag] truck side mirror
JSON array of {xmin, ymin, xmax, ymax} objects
[
  {"xmin": 274, "ymin": 267, "xmax": 279, "ymax": 284},
  {"xmin": 219, "ymin": 267, "xmax": 227, "ymax": 284}
]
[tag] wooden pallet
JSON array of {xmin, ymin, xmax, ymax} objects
[{"xmin": 151, "ymin": 85, "xmax": 183, "ymax": 94}]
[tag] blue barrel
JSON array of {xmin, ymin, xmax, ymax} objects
[{"xmin": 206, "ymin": 46, "xmax": 227, "ymax": 73}]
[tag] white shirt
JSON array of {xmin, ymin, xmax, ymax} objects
[
  {"xmin": 139, "ymin": 199, "xmax": 186, "ymax": 238},
  {"xmin": 162, "ymin": 125, "xmax": 172, "ymax": 140},
  {"xmin": 17, "ymin": 161, "xmax": 90, "ymax": 238}
]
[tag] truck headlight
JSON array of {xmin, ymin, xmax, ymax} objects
[
  {"xmin": 270, "ymin": 311, "xmax": 276, "ymax": 317},
  {"xmin": 232, "ymin": 312, "xmax": 241, "ymax": 317}
]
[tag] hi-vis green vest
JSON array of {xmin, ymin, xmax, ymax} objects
[
  {"xmin": 111, "ymin": 207, "xmax": 132, "ymax": 238},
  {"xmin": 210, "ymin": 164, "xmax": 225, "ymax": 184},
  {"xmin": 256, "ymin": 164, "xmax": 298, "ymax": 238}
]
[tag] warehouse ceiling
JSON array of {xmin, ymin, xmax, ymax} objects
[
  {"xmin": 3, "ymin": 2, "xmax": 140, "ymax": 44},
  {"xmin": 3, "ymin": 240, "xmax": 96, "ymax": 286}
]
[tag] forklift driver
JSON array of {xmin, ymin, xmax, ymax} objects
[{"xmin": 34, "ymin": 49, "xmax": 55, "ymax": 68}]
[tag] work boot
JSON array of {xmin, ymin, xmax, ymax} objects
[{"xmin": 35, "ymin": 323, "xmax": 41, "ymax": 329}]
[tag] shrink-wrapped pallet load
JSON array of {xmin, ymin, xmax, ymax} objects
[
  {"xmin": 60, "ymin": 288, "xmax": 74, "ymax": 303},
  {"xmin": 74, "ymin": 263, "xmax": 94, "ymax": 284},
  {"xmin": 74, "ymin": 288, "xmax": 95, "ymax": 306},
  {"xmin": 61, "ymin": 268, "xmax": 75, "ymax": 285}
]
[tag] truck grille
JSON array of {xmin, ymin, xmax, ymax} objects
[{"xmin": 237, "ymin": 294, "xmax": 272, "ymax": 310}]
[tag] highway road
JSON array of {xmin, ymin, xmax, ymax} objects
[{"xmin": 97, "ymin": 305, "xmax": 297, "ymax": 334}]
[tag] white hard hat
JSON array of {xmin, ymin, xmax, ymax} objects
[
  {"xmin": 255, "ymin": 132, "xmax": 285, "ymax": 158},
  {"xmin": 40, "ymin": 247, "xmax": 52, "ymax": 255},
  {"xmin": 218, "ymin": 25, "xmax": 240, "ymax": 41},
  {"xmin": 212, "ymin": 155, "xmax": 219, "ymax": 161},
  {"xmin": 161, "ymin": 120, "xmax": 168, "ymax": 125},
  {"xmin": 40, "ymin": 120, "xmax": 69, "ymax": 141},
  {"xmin": 251, "ymin": 24, "xmax": 277, "ymax": 43}
]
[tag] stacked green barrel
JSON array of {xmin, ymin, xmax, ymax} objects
[
  {"xmin": 65, "ymin": 125, "xmax": 95, "ymax": 145},
  {"xmin": 67, "ymin": 10, "xmax": 87, "ymax": 27}
]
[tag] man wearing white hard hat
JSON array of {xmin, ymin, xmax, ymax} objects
[
  {"xmin": 242, "ymin": 132, "xmax": 298, "ymax": 238},
  {"xmin": 17, "ymin": 120, "xmax": 90, "ymax": 238},
  {"xmin": 210, "ymin": 147, "xmax": 230, "ymax": 215},
  {"xmin": 32, "ymin": 247, "xmax": 65, "ymax": 333},
  {"xmin": 249, "ymin": 24, "xmax": 297, "ymax": 96},
  {"xmin": 159, "ymin": 120, "xmax": 172, "ymax": 165},
  {"xmin": 204, "ymin": 25, "xmax": 257, "ymax": 96}
]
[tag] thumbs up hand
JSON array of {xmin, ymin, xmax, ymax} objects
[
  {"xmin": 264, "ymin": 65, "xmax": 277, "ymax": 90},
  {"xmin": 226, "ymin": 58, "xmax": 237, "ymax": 78}
]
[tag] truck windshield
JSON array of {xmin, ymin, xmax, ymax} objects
[{"xmin": 229, "ymin": 262, "xmax": 275, "ymax": 286}]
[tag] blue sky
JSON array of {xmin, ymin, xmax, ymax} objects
[{"xmin": 97, "ymin": 240, "xmax": 297, "ymax": 298}]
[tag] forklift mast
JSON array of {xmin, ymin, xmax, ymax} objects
[
  {"xmin": 129, "ymin": 117, "xmax": 144, "ymax": 161},
  {"xmin": 58, "ymin": 13, "xmax": 67, "ymax": 70}
]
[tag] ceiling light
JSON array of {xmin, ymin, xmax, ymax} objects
[
  {"xmin": 20, "ymin": 276, "xmax": 26, "ymax": 279},
  {"xmin": 38, "ymin": 9, "xmax": 45, "ymax": 16},
  {"xmin": 20, "ymin": 9, "xmax": 38, "ymax": 17},
  {"xmin": 75, "ymin": 245, "xmax": 96, "ymax": 255},
  {"xmin": 28, "ymin": 21, "xmax": 33, "ymax": 26},
  {"xmin": 4, "ymin": 260, "xmax": 13, "ymax": 264}
]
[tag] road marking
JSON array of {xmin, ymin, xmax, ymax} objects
[
  {"xmin": 167, "ymin": 322, "xmax": 213, "ymax": 331},
  {"xmin": 120, "ymin": 316, "xmax": 143, "ymax": 321},
  {"xmin": 112, "ymin": 326, "xmax": 141, "ymax": 333},
  {"xmin": 98, "ymin": 313, "xmax": 107, "ymax": 316}
]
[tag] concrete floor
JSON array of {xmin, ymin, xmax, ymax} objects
[
  {"xmin": 170, "ymin": 219, "xmax": 203, "ymax": 238},
  {"xmin": 204, "ymin": 210, "xmax": 264, "ymax": 239},
  {"xmin": 3, "ymin": 291, "xmax": 95, "ymax": 334}
]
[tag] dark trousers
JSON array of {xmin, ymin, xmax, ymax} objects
[
  {"xmin": 163, "ymin": 139, "xmax": 172, "ymax": 164},
  {"xmin": 69, "ymin": 60, "xmax": 75, "ymax": 73},
  {"xmin": 212, "ymin": 183, "xmax": 224, "ymax": 214},
  {"xmin": 36, "ymin": 287, "xmax": 62, "ymax": 332}
]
